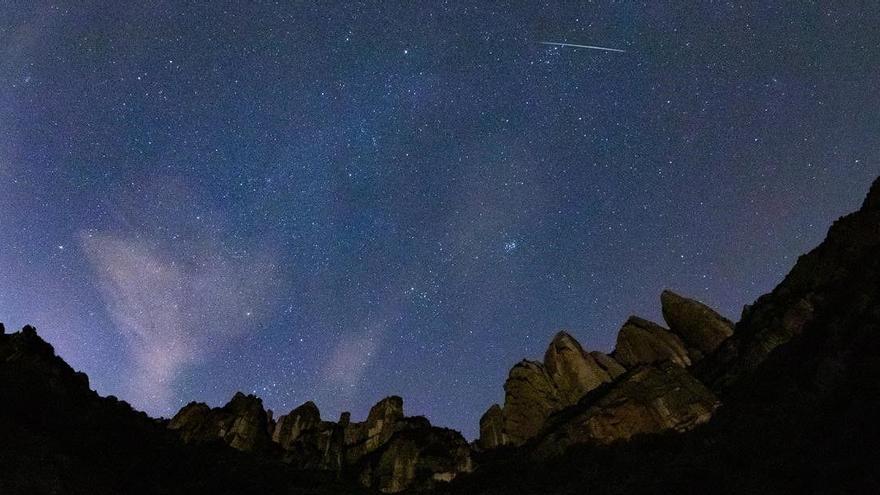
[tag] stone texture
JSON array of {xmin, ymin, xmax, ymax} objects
[
  {"xmin": 614, "ymin": 316, "xmax": 692, "ymax": 368},
  {"xmin": 661, "ymin": 290, "xmax": 733, "ymax": 360},
  {"xmin": 364, "ymin": 395, "xmax": 405, "ymax": 450},
  {"xmin": 534, "ymin": 362, "xmax": 719, "ymax": 458},
  {"xmin": 283, "ymin": 419, "xmax": 345, "ymax": 471},
  {"xmin": 501, "ymin": 360, "xmax": 561, "ymax": 445},
  {"xmin": 343, "ymin": 395, "xmax": 405, "ymax": 463},
  {"xmin": 544, "ymin": 331, "xmax": 616, "ymax": 405},
  {"xmin": 358, "ymin": 427, "xmax": 473, "ymax": 493},
  {"xmin": 272, "ymin": 400, "xmax": 321, "ymax": 450},
  {"xmin": 590, "ymin": 351, "xmax": 626, "ymax": 379},
  {"xmin": 477, "ymin": 404, "xmax": 505, "ymax": 450}
]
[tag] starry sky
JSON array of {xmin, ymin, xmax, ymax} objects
[{"xmin": 1, "ymin": 2, "xmax": 878, "ymax": 439}]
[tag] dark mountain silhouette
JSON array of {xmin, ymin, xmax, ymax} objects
[{"xmin": 2, "ymin": 176, "xmax": 879, "ymax": 494}]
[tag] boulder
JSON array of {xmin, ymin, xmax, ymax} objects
[
  {"xmin": 661, "ymin": 290, "xmax": 733, "ymax": 360},
  {"xmin": 614, "ymin": 316, "xmax": 691, "ymax": 368}
]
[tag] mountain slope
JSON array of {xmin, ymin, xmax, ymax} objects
[{"xmin": 440, "ymin": 178, "xmax": 880, "ymax": 493}]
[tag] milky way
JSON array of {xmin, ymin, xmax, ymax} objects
[{"xmin": 1, "ymin": 2, "xmax": 878, "ymax": 438}]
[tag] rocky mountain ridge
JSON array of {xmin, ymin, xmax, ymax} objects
[
  {"xmin": 168, "ymin": 391, "xmax": 472, "ymax": 493},
  {"xmin": 2, "ymin": 176, "xmax": 878, "ymax": 493},
  {"xmin": 156, "ymin": 285, "xmax": 733, "ymax": 492},
  {"xmin": 478, "ymin": 289, "xmax": 732, "ymax": 451}
]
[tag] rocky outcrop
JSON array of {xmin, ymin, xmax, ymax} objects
[
  {"xmin": 589, "ymin": 351, "xmax": 626, "ymax": 379},
  {"xmin": 501, "ymin": 360, "xmax": 561, "ymax": 445},
  {"xmin": 168, "ymin": 392, "xmax": 272, "ymax": 453},
  {"xmin": 272, "ymin": 400, "xmax": 321, "ymax": 449},
  {"xmin": 484, "ymin": 331, "xmax": 635, "ymax": 448},
  {"xmin": 534, "ymin": 362, "xmax": 718, "ymax": 458},
  {"xmin": 477, "ymin": 404, "xmax": 505, "ymax": 450},
  {"xmin": 344, "ymin": 395, "xmax": 405, "ymax": 461},
  {"xmin": 481, "ymin": 307, "xmax": 725, "ymax": 450},
  {"xmin": 544, "ymin": 331, "xmax": 618, "ymax": 405},
  {"xmin": 661, "ymin": 290, "xmax": 733, "ymax": 361},
  {"xmin": 359, "ymin": 427, "xmax": 473, "ymax": 493},
  {"xmin": 613, "ymin": 316, "xmax": 692, "ymax": 368}
]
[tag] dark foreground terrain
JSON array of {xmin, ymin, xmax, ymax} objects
[{"xmin": 2, "ymin": 177, "xmax": 879, "ymax": 494}]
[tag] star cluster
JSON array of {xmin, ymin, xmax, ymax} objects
[{"xmin": 1, "ymin": 2, "xmax": 878, "ymax": 438}]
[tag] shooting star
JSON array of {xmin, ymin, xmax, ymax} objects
[{"xmin": 539, "ymin": 41, "xmax": 626, "ymax": 53}]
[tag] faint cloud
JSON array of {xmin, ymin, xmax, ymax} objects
[
  {"xmin": 80, "ymin": 181, "xmax": 280, "ymax": 413},
  {"xmin": 322, "ymin": 321, "xmax": 385, "ymax": 395}
]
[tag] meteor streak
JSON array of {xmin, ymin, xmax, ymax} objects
[{"xmin": 539, "ymin": 41, "xmax": 626, "ymax": 53}]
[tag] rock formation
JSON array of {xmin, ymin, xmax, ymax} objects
[
  {"xmin": 544, "ymin": 331, "xmax": 617, "ymax": 405},
  {"xmin": 359, "ymin": 426, "xmax": 473, "ymax": 493},
  {"xmin": 481, "ymin": 315, "xmax": 717, "ymax": 451},
  {"xmin": 534, "ymin": 362, "xmax": 718, "ymax": 458},
  {"xmin": 168, "ymin": 391, "xmax": 471, "ymax": 492},
  {"xmin": 483, "ymin": 331, "xmax": 632, "ymax": 448},
  {"xmin": 168, "ymin": 392, "xmax": 272, "ymax": 452},
  {"xmin": 344, "ymin": 395, "xmax": 405, "ymax": 462},
  {"xmin": 500, "ymin": 360, "xmax": 561, "ymax": 445},
  {"xmin": 613, "ymin": 316, "xmax": 692, "ymax": 368},
  {"xmin": 477, "ymin": 404, "xmax": 505, "ymax": 450},
  {"xmin": 271, "ymin": 400, "xmax": 321, "ymax": 449},
  {"xmin": 661, "ymin": 290, "xmax": 734, "ymax": 361}
]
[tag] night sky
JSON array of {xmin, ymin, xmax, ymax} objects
[{"xmin": 1, "ymin": 2, "xmax": 878, "ymax": 439}]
